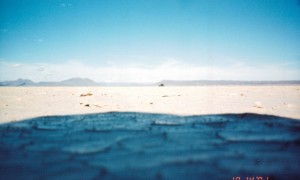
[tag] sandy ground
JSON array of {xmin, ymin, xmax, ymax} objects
[
  {"xmin": 0, "ymin": 86, "xmax": 300, "ymax": 123},
  {"xmin": 1, "ymin": 86, "xmax": 300, "ymax": 179}
]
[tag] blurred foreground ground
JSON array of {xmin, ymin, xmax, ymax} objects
[{"xmin": 0, "ymin": 112, "xmax": 299, "ymax": 179}]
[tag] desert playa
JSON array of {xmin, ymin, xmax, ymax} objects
[
  {"xmin": 1, "ymin": 85, "xmax": 300, "ymax": 179},
  {"xmin": 1, "ymin": 0, "xmax": 300, "ymax": 179},
  {"xmin": 0, "ymin": 86, "xmax": 300, "ymax": 123}
]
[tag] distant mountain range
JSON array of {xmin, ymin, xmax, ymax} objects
[
  {"xmin": 0, "ymin": 78, "xmax": 300, "ymax": 87},
  {"xmin": 0, "ymin": 78, "xmax": 150, "ymax": 87},
  {"xmin": 37, "ymin": 78, "xmax": 99, "ymax": 86},
  {"xmin": 0, "ymin": 79, "xmax": 36, "ymax": 86},
  {"xmin": 0, "ymin": 78, "xmax": 101, "ymax": 87}
]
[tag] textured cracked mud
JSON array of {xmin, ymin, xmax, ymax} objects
[{"xmin": 0, "ymin": 112, "xmax": 300, "ymax": 179}]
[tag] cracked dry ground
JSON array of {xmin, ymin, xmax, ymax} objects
[{"xmin": 0, "ymin": 112, "xmax": 300, "ymax": 180}]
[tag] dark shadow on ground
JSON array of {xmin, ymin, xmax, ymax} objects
[{"xmin": 0, "ymin": 112, "xmax": 300, "ymax": 180}]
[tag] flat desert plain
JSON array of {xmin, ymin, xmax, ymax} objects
[
  {"xmin": 0, "ymin": 86, "xmax": 300, "ymax": 123},
  {"xmin": 1, "ymin": 86, "xmax": 300, "ymax": 179}
]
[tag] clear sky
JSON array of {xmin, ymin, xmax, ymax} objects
[{"xmin": 0, "ymin": 0, "xmax": 300, "ymax": 82}]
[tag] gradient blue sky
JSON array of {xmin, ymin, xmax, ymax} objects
[{"xmin": 0, "ymin": 0, "xmax": 300, "ymax": 82}]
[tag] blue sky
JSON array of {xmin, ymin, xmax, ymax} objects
[{"xmin": 0, "ymin": 0, "xmax": 300, "ymax": 82}]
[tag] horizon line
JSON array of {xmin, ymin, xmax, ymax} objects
[{"xmin": 1, "ymin": 77, "xmax": 300, "ymax": 86}]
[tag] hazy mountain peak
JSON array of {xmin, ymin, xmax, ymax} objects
[
  {"xmin": 0, "ymin": 79, "xmax": 35, "ymax": 86},
  {"xmin": 59, "ymin": 77, "xmax": 97, "ymax": 86},
  {"xmin": 61, "ymin": 77, "xmax": 94, "ymax": 81}
]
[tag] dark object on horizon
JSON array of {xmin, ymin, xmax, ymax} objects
[
  {"xmin": 159, "ymin": 83, "xmax": 164, "ymax": 87},
  {"xmin": 156, "ymin": 80, "xmax": 300, "ymax": 86}
]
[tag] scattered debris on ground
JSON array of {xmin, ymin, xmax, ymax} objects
[
  {"xmin": 80, "ymin": 93, "xmax": 93, "ymax": 97},
  {"xmin": 254, "ymin": 101, "xmax": 263, "ymax": 108},
  {"xmin": 162, "ymin": 95, "xmax": 181, "ymax": 97}
]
